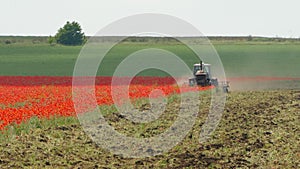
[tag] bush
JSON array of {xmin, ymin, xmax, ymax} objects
[
  {"xmin": 4, "ymin": 40, "xmax": 11, "ymax": 44},
  {"xmin": 48, "ymin": 36, "xmax": 56, "ymax": 46}
]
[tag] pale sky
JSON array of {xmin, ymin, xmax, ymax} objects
[{"xmin": 1, "ymin": 0, "xmax": 300, "ymax": 37}]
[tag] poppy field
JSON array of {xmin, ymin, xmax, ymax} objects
[{"xmin": 0, "ymin": 76, "xmax": 212, "ymax": 130}]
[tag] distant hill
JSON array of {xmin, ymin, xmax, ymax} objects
[{"xmin": 1, "ymin": 36, "xmax": 300, "ymax": 45}]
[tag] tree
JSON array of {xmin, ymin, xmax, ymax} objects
[
  {"xmin": 55, "ymin": 21, "xmax": 85, "ymax": 46},
  {"xmin": 247, "ymin": 35, "xmax": 253, "ymax": 41}
]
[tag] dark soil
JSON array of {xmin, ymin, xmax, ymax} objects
[{"xmin": 0, "ymin": 90, "xmax": 299, "ymax": 168}]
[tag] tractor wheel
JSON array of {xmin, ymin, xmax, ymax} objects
[
  {"xmin": 211, "ymin": 78, "xmax": 219, "ymax": 87},
  {"xmin": 189, "ymin": 79, "xmax": 195, "ymax": 86},
  {"xmin": 223, "ymin": 86, "xmax": 229, "ymax": 93}
]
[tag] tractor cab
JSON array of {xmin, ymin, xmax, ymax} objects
[
  {"xmin": 189, "ymin": 61, "xmax": 229, "ymax": 92},
  {"xmin": 193, "ymin": 63, "xmax": 212, "ymax": 79},
  {"xmin": 189, "ymin": 61, "xmax": 212, "ymax": 86},
  {"xmin": 189, "ymin": 61, "xmax": 219, "ymax": 87}
]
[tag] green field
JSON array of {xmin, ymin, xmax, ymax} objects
[
  {"xmin": 0, "ymin": 37, "xmax": 300, "ymax": 77},
  {"xmin": 218, "ymin": 44, "xmax": 300, "ymax": 77}
]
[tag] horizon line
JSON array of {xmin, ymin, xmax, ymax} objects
[{"xmin": 0, "ymin": 35, "xmax": 299, "ymax": 39}]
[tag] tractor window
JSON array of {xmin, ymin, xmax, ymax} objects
[
  {"xmin": 194, "ymin": 66, "xmax": 201, "ymax": 74},
  {"xmin": 204, "ymin": 66, "xmax": 209, "ymax": 73},
  {"xmin": 203, "ymin": 66, "xmax": 211, "ymax": 78}
]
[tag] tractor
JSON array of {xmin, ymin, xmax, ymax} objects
[{"xmin": 188, "ymin": 61, "xmax": 229, "ymax": 92}]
